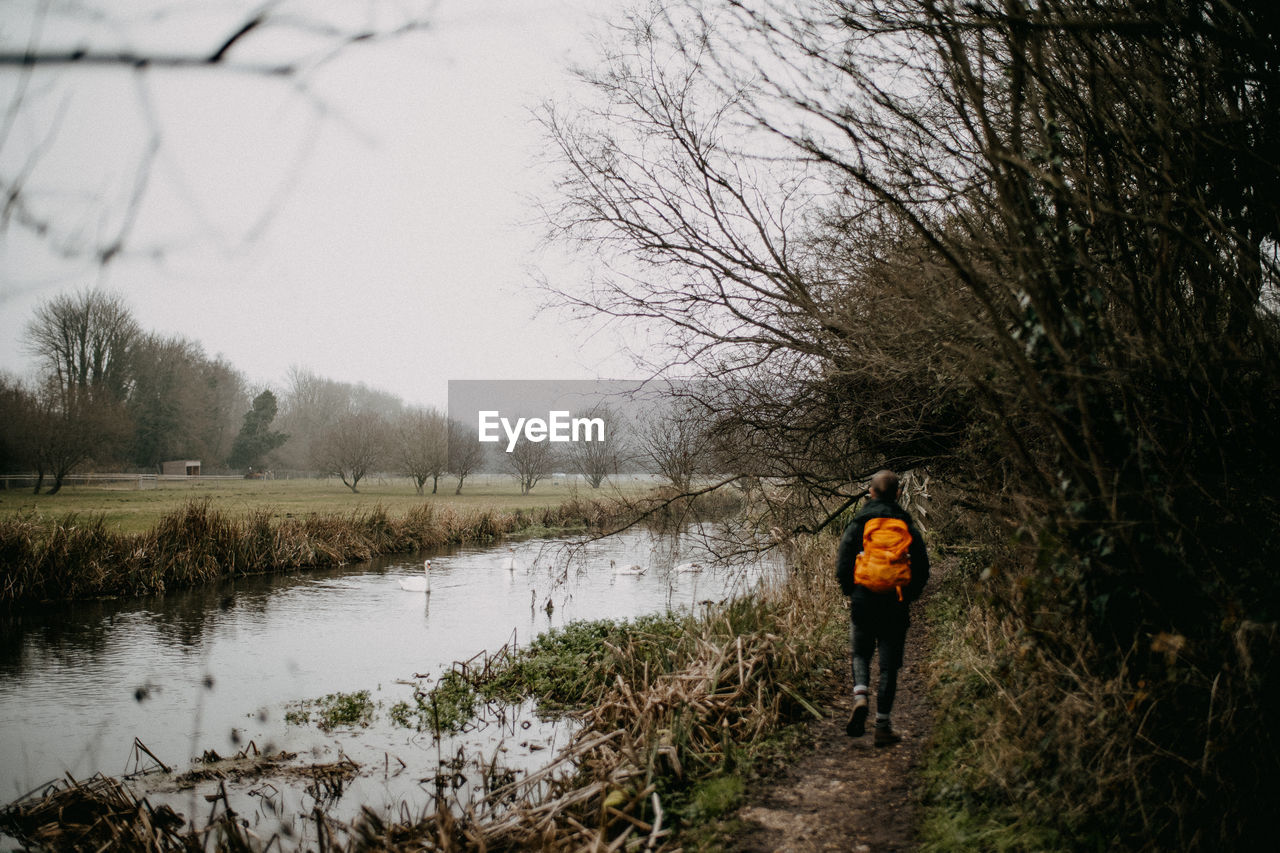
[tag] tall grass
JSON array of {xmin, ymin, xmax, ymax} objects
[
  {"xmin": 917, "ymin": 537, "xmax": 1264, "ymax": 852},
  {"xmin": 0, "ymin": 492, "xmax": 686, "ymax": 604}
]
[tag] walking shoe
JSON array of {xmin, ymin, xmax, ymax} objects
[
  {"xmin": 846, "ymin": 695, "xmax": 869, "ymax": 737},
  {"xmin": 874, "ymin": 726, "xmax": 902, "ymax": 747}
]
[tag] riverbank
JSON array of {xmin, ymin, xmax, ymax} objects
[
  {"xmin": 0, "ymin": 486, "xmax": 735, "ymax": 605},
  {"xmin": 1, "ymin": 527, "xmax": 848, "ymax": 851}
]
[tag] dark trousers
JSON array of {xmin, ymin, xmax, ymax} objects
[{"xmin": 850, "ymin": 593, "xmax": 909, "ymax": 718}]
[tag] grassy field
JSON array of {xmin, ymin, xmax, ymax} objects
[{"xmin": 0, "ymin": 474, "xmax": 659, "ymax": 535}]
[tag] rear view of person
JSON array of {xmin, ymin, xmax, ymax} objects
[{"xmin": 835, "ymin": 470, "xmax": 930, "ymax": 746}]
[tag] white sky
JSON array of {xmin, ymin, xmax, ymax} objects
[{"xmin": 0, "ymin": 0, "xmax": 639, "ymax": 410}]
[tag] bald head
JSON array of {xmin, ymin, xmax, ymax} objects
[{"xmin": 869, "ymin": 469, "xmax": 900, "ymax": 501}]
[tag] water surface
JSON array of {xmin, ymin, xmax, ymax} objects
[{"xmin": 0, "ymin": 524, "xmax": 776, "ymax": 832}]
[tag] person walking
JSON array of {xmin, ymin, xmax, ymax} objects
[{"xmin": 835, "ymin": 469, "xmax": 930, "ymax": 746}]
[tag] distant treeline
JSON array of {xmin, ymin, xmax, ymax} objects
[
  {"xmin": 0, "ymin": 288, "xmax": 440, "ymax": 490},
  {"xmin": 0, "ymin": 291, "xmax": 723, "ymax": 497}
]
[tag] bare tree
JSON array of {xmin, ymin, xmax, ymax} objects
[
  {"xmin": 635, "ymin": 400, "xmax": 717, "ymax": 494},
  {"xmin": 505, "ymin": 437, "xmax": 555, "ymax": 496},
  {"xmin": 565, "ymin": 404, "xmax": 624, "ymax": 488},
  {"xmin": 0, "ymin": 374, "xmax": 38, "ymax": 480},
  {"xmin": 542, "ymin": 2, "xmax": 1280, "ymax": 846},
  {"xmin": 312, "ymin": 410, "xmax": 388, "ymax": 493},
  {"xmin": 536, "ymin": 8, "xmax": 911, "ymax": 525},
  {"xmin": 0, "ymin": 2, "xmax": 436, "ymax": 264},
  {"xmin": 128, "ymin": 333, "xmax": 251, "ymax": 470},
  {"xmin": 277, "ymin": 367, "xmax": 397, "ymax": 471},
  {"xmin": 446, "ymin": 418, "xmax": 485, "ymax": 495},
  {"xmin": 194, "ymin": 355, "xmax": 250, "ymax": 467},
  {"xmin": 397, "ymin": 407, "xmax": 449, "ymax": 495},
  {"xmin": 26, "ymin": 383, "xmax": 131, "ymax": 494},
  {"xmin": 23, "ymin": 288, "xmax": 140, "ymax": 408}
]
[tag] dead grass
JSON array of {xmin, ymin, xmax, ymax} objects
[
  {"xmin": 918, "ymin": 541, "xmax": 1270, "ymax": 852},
  {"xmin": 0, "ymin": 488, "xmax": 682, "ymax": 604}
]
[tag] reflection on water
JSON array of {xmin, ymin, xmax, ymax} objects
[{"xmin": 0, "ymin": 523, "xmax": 778, "ymax": 830}]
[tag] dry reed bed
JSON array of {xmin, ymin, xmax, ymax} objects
[
  {"xmin": 0, "ymin": 491, "xmax": 724, "ymax": 604},
  {"xmin": 0, "ymin": 773, "xmax": 258, "ymax": 852}
]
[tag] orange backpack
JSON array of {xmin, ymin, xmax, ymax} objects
[{"xmin": 854, "ymin": 517, "xmax": 913, "ymax": 599}]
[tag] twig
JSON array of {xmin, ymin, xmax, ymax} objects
[{"xmin": 646, "ymin": 791, "xmax": 665, "ymax": 851}]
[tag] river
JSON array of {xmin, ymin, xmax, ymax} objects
[{"xmin": 0, "ymin": 522, "xmax": 778, "ymax": 839}]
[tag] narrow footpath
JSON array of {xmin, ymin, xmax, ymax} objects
[{"xmin": 722, "ymin": 589, "xmax": 936, "ymax": 852}]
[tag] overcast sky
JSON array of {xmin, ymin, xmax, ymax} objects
[{"xmin": 0, "ymin": 0, "xmax": 639, "ymax": 409}]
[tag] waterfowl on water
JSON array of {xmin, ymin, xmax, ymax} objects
[
  {"xmin": 674, "ymin": 561, "xmax": 704, "ymax": 573},
  {"xmin": 500, "ymin": 548, "xmax": 524, "ymax": 573},
  {"xmin": 399, "ymin": 560, "xmax": 432, "ymax": 593},
  {"xmin": 611, "ymin": 559, "xmax": 646, "ymax": 576}
]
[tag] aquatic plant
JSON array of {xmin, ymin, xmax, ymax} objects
[
  {"xmin": 357, "ymin": 535, "xmax": 847, "ymax": 849},
  {"xmin": 283, "ymin": 690, "xmax": 376, "ymax": 733},
  {"xmin": 388, "ymin": 670, "xmax": 478, "ymax": 735}
]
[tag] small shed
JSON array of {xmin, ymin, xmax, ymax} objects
[{"xmin": 162, "ymin": 460, "xmax": 202, "ymax": 477}]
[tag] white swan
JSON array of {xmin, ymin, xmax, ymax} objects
[
  {"xmin": 674, "ymin": 561, "xmax": 704, "ymax": 574},
  {"xmin": 500, "ymin": 547, "xmax": 524, "ymax": 573},
  {"xmin": 612, "ymin": 559, "xmax": 646, "ymax": 576},
  {"xmin": 399, "ymin": 559, "xmax": 432, "ymax": 593}
]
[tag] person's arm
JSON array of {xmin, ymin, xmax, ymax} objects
[{"xmin": 835, "ymin": 518, "xmax": 865, "ymax": 596}]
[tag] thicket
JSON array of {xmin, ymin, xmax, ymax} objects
[{"xmin": 543, "ymin": 0, "xmax": 1280, "ymax": 847}]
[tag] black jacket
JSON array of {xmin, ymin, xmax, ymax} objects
[{"xmin": 835, "ymin": 497, "xmax": 930, "ymax": 603}]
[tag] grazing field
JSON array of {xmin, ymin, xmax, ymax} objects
[{"xmin": 0, "ymin": 474, "xmax": 659, "ymax": 535}]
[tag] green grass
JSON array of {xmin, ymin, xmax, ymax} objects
[
  {"xmin": 480, "ymin": 612, "xmax": 695, "ymax": 714},
  {"xmin": 916, "ymin": 550, "xmax": 1073, "ymax": 853},
  {"xmin": 388, "ymin": 670, "xmax": 480, "ymax": 735},
  {"xmin": 0, "ymin": 474, "xmax": 658, "ymax": 536}
]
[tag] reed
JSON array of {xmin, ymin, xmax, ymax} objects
[
  {"xmin": 0, "ymin": 773, "xmax": 257, "ymax": 851},
  {"xmin": 0, "ymin": 492, "xmax": 654, "ymax": 605}
]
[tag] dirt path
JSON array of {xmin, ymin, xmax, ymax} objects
[{"xmin": 720, "ymin": 599, "xmax": 935, "ymax": 852}]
